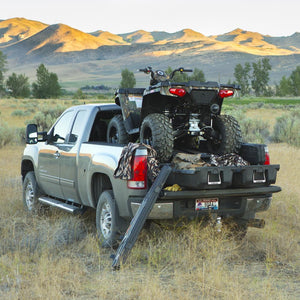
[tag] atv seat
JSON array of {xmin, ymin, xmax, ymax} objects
[{"xmin": 117, "ymin": 88, "xmax": 145, "ymax": 95}]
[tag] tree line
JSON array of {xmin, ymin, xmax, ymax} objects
[
  {"xmin": 233, "ymin": 58, "xmax": 300, "ymax": 97},
  {"xmin": 0, "ymin": 51, "xmax": 61, "ymax": 98},
  {"xmin": 1, "ymin": 49, "xmax": 299, "ymax": 98}
]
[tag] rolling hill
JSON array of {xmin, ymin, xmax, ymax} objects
[
  {"xmin": 0, "ymin": 17, "xmax": 48, "ymax": 46},
  {"xmin": 0, "ymin": 17, "xmax": 299, "ymax": 88}
]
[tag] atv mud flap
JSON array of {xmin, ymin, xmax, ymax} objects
[{"xmin": 112, "ymin": 165, "xmax": 172, "ymax": 269}]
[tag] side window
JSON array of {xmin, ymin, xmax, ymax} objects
[
  {"xmin": 89, "ymin": 114, "xmax": 108, "ymax": 142},
  {"xmin": 69, "ymin": 110, "xmax": 87, "ymax": 144},
  {"xmin": 52, "ymin": 111, "xmax": 74, "ymax": 144}
]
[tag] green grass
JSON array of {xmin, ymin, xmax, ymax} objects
[
  {"xmin": 225, "ymin": 96, "xmax": 300, "ymax": 106},
  {"xmin": 1, "ymin": 96, "xmax": 300, "ymax": 148}
]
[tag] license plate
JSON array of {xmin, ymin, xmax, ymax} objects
[{"xmin": 195, "ymin": 198, "xmax": 219, "ymax": 210}]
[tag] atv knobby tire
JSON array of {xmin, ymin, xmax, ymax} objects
[
  {"xmin": 107, "ymin": 115, "xmax": 129, "ymax": 144},
  {"xmin": 207, "ymin": 115, "xmax": 242, "ymax": 155},
  {"xmin": 140, "ymin": 113, "xmax": 173, "ymax": 162}
]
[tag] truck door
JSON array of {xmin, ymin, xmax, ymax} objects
[
  {"xmin": 59, "ymin": 110, "xmax": 88, "ymax": 203},
  {"xmin": 37, "ymin": 110, "xmax": 74, "ymax": 199}
]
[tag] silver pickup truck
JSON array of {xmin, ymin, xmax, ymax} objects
[{"xmin": 21, "ymin": 103, "xmax": 281, "ymax": 246}]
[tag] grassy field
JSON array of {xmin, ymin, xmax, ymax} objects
[{"xmin": 0, "ymin": 97, "xmax": 299, "ymax": 299}]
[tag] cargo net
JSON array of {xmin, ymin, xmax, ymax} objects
[{"xmin": 172, "ymin": 153, "xmax": 249, "ymax": 170}]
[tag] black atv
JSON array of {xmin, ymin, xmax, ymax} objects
[{"xmin": 109, "ymin": 67, "xmax": 242, "ymax": 162}]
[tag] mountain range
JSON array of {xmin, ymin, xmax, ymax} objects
[{"xmin": 1, "ymin": 17, "xmax": 299, "ymax": 88}]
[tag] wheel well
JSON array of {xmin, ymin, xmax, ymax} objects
[
  {"xmin": 91, "ymin": 173, "xmax": 112, "ymax": 207},
  {"xmin": 141, "ymin": 94, "xmax": 167, "ymax": 119},
  {"xmin": 21, "ymin": 160, "xmax": 34, "ymax": 181}
]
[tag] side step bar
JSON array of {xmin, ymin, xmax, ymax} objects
[{"xmin": 38, "ymin": 196, "xmax": 85, "ymax": 214}]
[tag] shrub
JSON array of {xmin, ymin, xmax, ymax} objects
[
  {"xmin": 240, "ymin": 118, "xmax": 270, "ymax": 144},
  {"xmin": 11, "ymin": 109, "xmax": 30, "ymax": 117},
  {"xmin": 15, "ymin": 127, "xmax": 26, "ymax": 144},
  {"xmin": 28, "ymin": 105, "xmax": 67, "ymax": 131},
  {"xmin": 73, "ymin": 89, "xmax": 86, "ymax": 100},
  {"xmin": 229, "ymin": 110, "xmax": 270, "ymax": 144},
  {"xmin": 0, "ymin": 118, "xmax": 14, "ymax": 148},
  {"xmin": 272, "ymin": 109, "xmax": 300, "ymax": 147}
]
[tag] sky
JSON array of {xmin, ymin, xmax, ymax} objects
[{"xmin": 2, "ymin": 0, "xmax": 300, "ymax": 36}]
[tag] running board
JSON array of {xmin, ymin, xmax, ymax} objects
[{"xmin": 38, "ymin": 196, "xmax": 84, "ymax": 214}]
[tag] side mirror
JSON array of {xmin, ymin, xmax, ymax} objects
[
  {"xmin": 26, "ymin": 124, "xmax": 38, "ymax": 144},
  {"xmin": 26, "ymin": 124, "xmax": 48, "ymax": 144}
]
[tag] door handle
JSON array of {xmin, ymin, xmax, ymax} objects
[{"xmin": 54, "ymin": 151, "xmax": 60, "ymax": 159}]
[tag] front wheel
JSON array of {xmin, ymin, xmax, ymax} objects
[
  {"xmin": 22, "ymin": 171, "xmax": 42, "ymax": 213},
  {"xmin": 207, "ymin": 115, "xmax": 242, "ymax": 155},
  {"xmin": 140, "ymin": 113, "xmax": 173, "ymax": 162}
]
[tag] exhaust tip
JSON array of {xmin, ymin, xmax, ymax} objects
[{"xmin": 248, "ymin": 218, "xmax": 265, "ymax": 228}]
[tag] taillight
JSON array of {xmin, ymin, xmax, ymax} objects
[
  {"xmin": 169, "ymin": 88, "xmax": 186, "ymax": 97},
  {"xmin": 127, "ymin": 149, "xmax": 147, "ymax": 189},
  {"xmin": 218, "ymin": 89, "xmax": 234, "ymax": 98},
  {"xmin": 264, "ymin": 146, "xmax": 270, "ymax": 165}
]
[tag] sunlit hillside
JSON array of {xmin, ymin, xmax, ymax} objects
[
  {"xmin": 1, "ymin": 17, "xmax": 299, "ymax": 88},
  {"xmin": 90, "ymin": 30, "xmax": 129, "ymax": 45},
  {"xmin": 29, "ymin": 24, "xmax": 129, "ymax": 53},
  {"xmin": 0, "ymin": 17, "xmax": 47, "ymax": 46},
  {"xmin": 121, "ymin": 30, "xmax": 155, "ymax": 44}
]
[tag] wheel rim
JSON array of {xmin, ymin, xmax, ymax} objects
[
  {"xmin": 109, "ymin": 127, "xmax": 118, "ymax": 143},
  {"xmin": 142, "ymin": 126, "xmax": 153, "ymax": 146},
  {"xmin": 25, "ymin": 181, "xmax": 35, "ymax": 210},
  {"xmin": 210, "ymin": 131, "xmax": 222, "ymax": 148},
  {"xmin": 207, "ymin": 122, "xmax": 223, "ymax": 152},
  {"xmin": 100, "ymin": 201, "xmax": 112, "ymax": 239}
]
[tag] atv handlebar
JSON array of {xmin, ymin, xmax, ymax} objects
[
  {"xmin": 138, "ymin": 67, "xmax": 241, "ymax": 90},
  {"xmin": 169, "ymin": 67, "xmax": 193, "ymax": 79},
  {"xmin": 138, "ymin": 67, "xmax": 153, "ymax": 74},
  {"xmin": 138, "ymin": 66, "xmax": 194, "ymax": 80}
]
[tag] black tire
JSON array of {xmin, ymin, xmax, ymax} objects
[
  {"xmin": 23, "ymin": 171, "xmax": 42, "ymax": 213},
  {"xmin": 107, "ymin": 115, "xmax": 129, "ymax": 144},
  {"xmin": 207, "ymin": 115, "xmax": 242, "ymax": 155},
  {"xmin": 96, "ymin": 190, "xmax": 123, "ymax": 248},
  {"xmin": 140, "ymin": 113, "xmax": 173, "ymax": 162}
]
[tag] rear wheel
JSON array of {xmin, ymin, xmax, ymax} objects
[
  {"xmin": 207, "ymin": 115, "xmax": 242, "ymax": 155},
  {"xmin": 96, "ymin": 190, "xmax": 125, "ymax": 248},
  {"xmin": 107, "ymin": 115, "xmax": 129, "ymax": 144},
  {"xmin": 140, "ymin": 113, "xmax": 173, "ymax": 162}
]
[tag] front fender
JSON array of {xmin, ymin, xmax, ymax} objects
[{"xmin": 21, "ymin": 144, "xmax": 42, "ymax": 180}]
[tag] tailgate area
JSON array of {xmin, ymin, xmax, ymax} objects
[{"xmin": 166, "ymin": 164, "xmax": 280, "ymax": 189}]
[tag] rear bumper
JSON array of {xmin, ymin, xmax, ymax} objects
[
  {"xmin": 159, "ymin": 185, "xmax": 281, "ymax": 199},
  {"xmin": 129, "ymin": 185, "xmax": 281, "ymax": 220}
]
